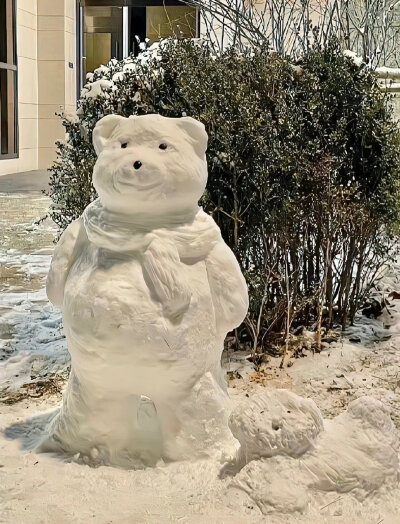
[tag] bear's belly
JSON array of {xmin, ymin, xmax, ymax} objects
[{"xmin": 63, "ymin": 245, "xmax": 218, "ymax": 398}]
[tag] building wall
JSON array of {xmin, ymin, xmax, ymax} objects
[
  {"xmin": 37, "ymin": 0, "xmax": 76, "ymax": 169},
  {"xmin": 0, "ymin": 0, "xmax": 38, "ymax": 176},
  {"xmin": 0, "ymin": 0, "xmax": 76, "ymax": 176}
]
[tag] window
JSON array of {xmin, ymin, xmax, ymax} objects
[
  {"xmin": 0, "ymin": 0, "xmax": 18, "ymax": 159},
  {"xmin": 77, "ymin": 1, "xmax": 198, "ymax": 91},
  {"xmin": 134, "ymin": 5, "xmax": 197, "ymax": 48},
  {"xmin": 82, "ymin": 6, "xmax": 124, "ymax": 75}
]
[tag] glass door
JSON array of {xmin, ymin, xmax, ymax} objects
[
  {"xmin": 78, "ymin": 1, "xmax": 198, "ymax": 91},
  {"xmin": 128, "ymin": 5, "xmax": 197, "ymax": 55},
  {"xmin": 144, "ymin": 6, "xmax": 197, "ymax": 45},
  {"xmin": 81, "ymin": 5, "xmax": 124, "ymax": 81}
]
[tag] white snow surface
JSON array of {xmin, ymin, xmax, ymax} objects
[
  {"xmin": 2, "ymin": 192, "xmax": 400, "ymax": 522},
  {"xmin": 0, "ymin": 285, "xmax": 67, "ymax": 393},
  {"xmin": 376, "ymin": 66, "xmax": 400, "ymax": 77},
  {"xmin": 0, "ymin": 196, "xmax": 69, "ymax": 397}
]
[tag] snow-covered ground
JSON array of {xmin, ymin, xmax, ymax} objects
[
  {"xmin": 2, "ymin": 190, "xmax": 400, "ymax": 523},
  {"xmin": 0, "ymin": 193, "xmax": 69, "ymax": 401}
]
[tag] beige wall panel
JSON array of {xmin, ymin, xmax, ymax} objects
[
  {"xmin": 38, "ymin": 30, "xmax": 65, "ymax": 61},
  {"xmin": 38, "ymin": 118, "xmax": 64, "ymax": 148},
  {"xmin": 38, "ymin": 60, "xmax": 65, "ymax": 105},
  {"xmin": 18, "ymin": 102, "xmax": 38, "ymax": 119},
  {"xmin": 38, "ymin": 147, "xmax": 57, "ymax": 169},
  {"xmin": 37, "ymin": 0, "xmax": 64, "ymax": 17},
  {"xmin": 0, "ymin": 149, "xmax": 38, "ymax": 176},
  {"xmin": 65, "ymin": 0, "xmax": 75, "ymax": 20},
  {"xmin": 17, "ymin": 7, "xmax": 37, "ymax": 30},
  {"xmin": 0, "ymin": 158, "xmax": 20, "ymax": 176},
  {"xmin": 38, "ymin": 104, "xmax": 63, "ymax": 119},
  {"xmin": 18, "ymin": 148, "xmax": 38, "ymax": 171},
  {"xmin": 19, "ymin": 118, "xmax": 38, "ymax": 150},
  {"xmin": 18, "ymin": 0, "xmax": 38, "ymax": 16},
  {"xmin": 38, "ymin": 15, "xmax": 64, "ymax": 31},
  {"xmin": 65, "ymin": 16, "xmax": 74, "ymax": 34},
  {"xmin": 65, "ymin": 30, "xmax": 75, "ymax": 62},
  {"xmin": 18, "ymin": 57, "xmax": 38, "ymax": 105},
  {"xmin": 17, "ymin": 25, "xmax": 37, "ymax": 60}
]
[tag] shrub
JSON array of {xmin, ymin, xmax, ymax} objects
[{"xmin": 47, "ymin": 38, "xmax": 400, "ymax": 354}]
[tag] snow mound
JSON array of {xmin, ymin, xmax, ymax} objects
[
  {"xmin": 304, "ymin": 396, "xmax": 399, "ymax": 499},
  {"xmin": 229, "ymin": 456, "xmax": 309, "ymax": 515},
  {"xmin": 229, "ymin": 389, "xmax": 323, "ymax": 464},
  {"xmin": 227, "ymin": 395, "xmax": 399, "ymax": 515}
]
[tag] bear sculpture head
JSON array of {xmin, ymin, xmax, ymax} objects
[{"xmin": 92, "ymin": 114, "xmax": 208, "ymax": 218}]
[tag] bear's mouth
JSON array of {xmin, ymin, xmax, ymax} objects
[
  {"xmin": 116, "ymin": 179, "xmax": 162, "ymax": 191},
  {"xmin": 113, "ymin": 172, "xmax": 163, "ymax": 192}
]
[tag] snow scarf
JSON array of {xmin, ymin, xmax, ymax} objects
[
  {"xmin": 83, "ymin": 198, "xmax": 221, "ymax": 260},
  {"xmin": 82, "ymin": 198, "xmax": 221, "ymax": 318}
]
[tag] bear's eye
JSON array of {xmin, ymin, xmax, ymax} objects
[
  {"xmin": 121, "ymin": 142, "xmax": 128, "ymax": 149},
  {"xmin": 159, "ymin": 143, "xmax": 168, "ymax": 150}
]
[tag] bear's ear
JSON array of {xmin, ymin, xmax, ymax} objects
[
  {"xmin": 177, "ymin": 117, "xmax": 208, "ymax": 157},
  {"xmin": 93, "ymin": 114, "xmax": 126, "ymax": 156}
]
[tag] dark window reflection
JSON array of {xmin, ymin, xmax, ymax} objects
[{"xmin": 0, "ymin": 0, "xmax": 18, "ymax": 159}]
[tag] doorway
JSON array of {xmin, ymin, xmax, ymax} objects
[
  {"xmin": 81, "ymin": 6, "xmax": 124, "ymax": 80},
  {"xmin": 77, "ymin": 1, "xmax": 198, "ymax": 93}
]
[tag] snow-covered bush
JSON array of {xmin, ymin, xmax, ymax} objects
[{"xmin": 47, "ymin": 38, "xmax": 400, "ymax": 352}]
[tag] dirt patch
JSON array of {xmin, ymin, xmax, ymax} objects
[{"xmin": 0, "ymin": 375, "xmax": 65, "ymax": 405}]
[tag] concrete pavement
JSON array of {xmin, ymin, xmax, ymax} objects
[{"xmin": 0, "ymin": 170, "xmax": 50, "ymax": 193}]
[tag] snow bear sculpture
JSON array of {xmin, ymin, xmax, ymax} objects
[{"xmin": 43, "ymin": 114, "xmax": 248, "ymax": 468}]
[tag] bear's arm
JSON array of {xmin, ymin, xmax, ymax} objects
[
  {"xmin": 143, "ymin": 238, "xmax": 191, "ymax": 321},
  {"xmin": 206, "ymin": 241, "xmax": 249, "ymax": 335},
  {"xmin": 46, "ymin": 218, "xmax": 87, "ymax": 308}
]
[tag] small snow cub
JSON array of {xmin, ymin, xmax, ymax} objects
[{"xmin": 43, "ymin": 114, "xmax": 248, "ymax": 468}]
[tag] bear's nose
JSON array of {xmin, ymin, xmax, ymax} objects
[{"xmin": 133, "ymin": 160, "xmax": 142, "ymax": 170}]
